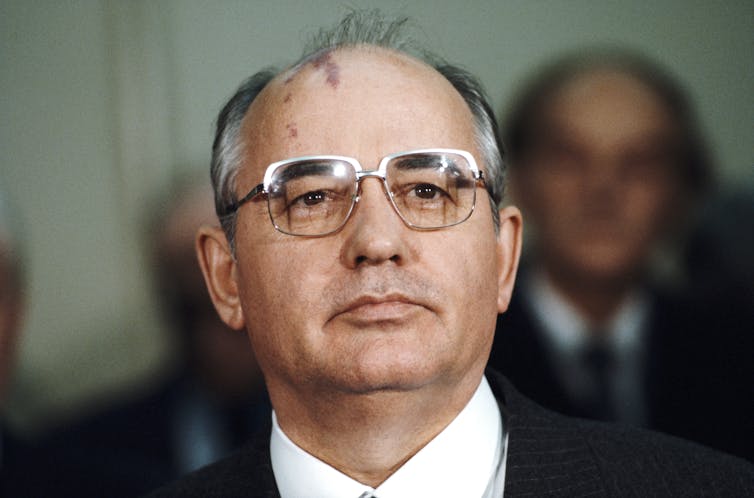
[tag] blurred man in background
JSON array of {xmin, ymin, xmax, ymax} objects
[
  {"xmin": 488, "ymin": 49, "xmax": 753, "ymax": 460},
  {"xmin": 24, "ymin": 175, "xmax": 269, "ymax": 496},
  {"xmin": 0, "ymin": 190, "xmax": 28, "ymax": 490}
]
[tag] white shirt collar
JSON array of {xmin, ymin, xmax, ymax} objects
[
  {"xmin": 524, "ymin": 269, "xmax": 648, "ymax": 355},
  {"xmin": 522, "ymin": 270, "xmax": 651, "ymax": 424},
  {"xmin": 270, "ymin": 376, "xmax": 504, "ymax": 498}
]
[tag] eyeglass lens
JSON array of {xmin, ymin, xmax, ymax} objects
[{"xmin": 266, "ymin": 152, "xmax": 477, "ymax": 236}]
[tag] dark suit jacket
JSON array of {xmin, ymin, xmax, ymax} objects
[
  {"xmin": 5, "ymin": 374, "xmax": 269, "ymax": 498},
  {"xmin": 0, "ymin": 423, "xmax": 33, "ymax": 495},
  {"xmin": 147, "ymin": 371, "xmax": 754, "ymax": 497},
  {"xmin": 488, "ymin": 284, "xmax": 754, "ymax": 461}
]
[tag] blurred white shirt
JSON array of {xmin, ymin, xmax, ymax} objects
[{"xmin": 523, "ymin": 270, "xmax": 649, "ymax": 426}]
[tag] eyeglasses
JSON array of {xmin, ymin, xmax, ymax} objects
[{"xmin": 224, "ymin": 148, "xmax": 486, "ymax": 237}]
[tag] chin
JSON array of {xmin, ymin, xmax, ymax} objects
[
  {"xmin": 573, "ymin": 258, "xmax": 640, "ymax": 286},
  {"xmin": 332, "ymin": 355, "xmax": 447, "ymax": 395}
]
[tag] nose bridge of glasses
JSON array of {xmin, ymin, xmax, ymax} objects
[
  {"xmin": 355, "ymin": 169, "xmax": 387, "ymax": 181},
  {"xmin": 354, "ymin": 169, "xmax": 391, "ymax": 197},
  {"xmin": 351, "ymin": 168, "xmax": 403, "ymax": 222}
]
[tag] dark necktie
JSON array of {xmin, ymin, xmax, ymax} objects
[{"xmin": 580, "ymin": 339, "xmax": 616, "ymax": 421}]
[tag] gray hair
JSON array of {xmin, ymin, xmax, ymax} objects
[{"xmin": 211, "ymin": 10, "xmax": 505, "ymax": 248}]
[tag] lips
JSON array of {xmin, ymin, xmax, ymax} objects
[
  {"xmin": 332, "ymin": 294, "xmax": 426, "ymax": 325},
  {"xmin": 321, "ymin": 269, "xmax": 441, "ymax": 328}
]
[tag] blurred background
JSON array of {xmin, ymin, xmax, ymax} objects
[{"xmin": 1, "ymin": 0, "xmax": 752, "ymax": 436}]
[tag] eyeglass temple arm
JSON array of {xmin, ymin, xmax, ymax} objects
[
  {"xmin": 222, "ymin": 183, "xmax": 266, "ymax": 216},
  {"xmin": 476, "ymin": 170, "xmax": 487, "ymax": 187}
]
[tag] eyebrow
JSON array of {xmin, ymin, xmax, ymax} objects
[
  {"xmin": 275, "ymin": 160, "xmax": 340, "ymax": 183},
  {"xmin": 392, "ymin": 154, "xmax": 446, "ymax": 170}
]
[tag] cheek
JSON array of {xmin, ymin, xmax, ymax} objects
[
  {"xmin": 240, "ymin": 250, "xmax": 327, "ymax": 322},
  {"xmin": 236, "ymin": 239, "xmax": 338, "ymax": 342},
  {"xmin": 447, "ymin": 226, "xmax": 501, "ymax": 322},
  {"xmin": 461, "ymin": 246, "xmax": 501, "ymax": 358},
  {"xmin": 523, "ymin": 171, "xmax": 580, "ymax": 225},
  {"xmin": 237, "ymin": 262, "xmax": 315, "ymax": 378},
  {"xmin": 623, "ymin": 182, "xmax": 674, "ymax": 231}
]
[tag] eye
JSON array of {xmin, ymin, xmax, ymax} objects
[
  {"xmin": 286, "ymin": 189, "xmax": 347, "ymax": 212},
  {"xmin": 413, "ymin": 183, "xmax": 445, "ymax": 199},
  {"xmin": 301, "ymin": 190, "xmax": 327, "ymax": 206}
]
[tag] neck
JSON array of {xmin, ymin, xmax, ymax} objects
[
  {"xmin": 269, "ymin": 367, "xmax": 484, "ymax": 487},
  {"xmin": 543, "ymin": 265, "xmax": 638, "ymax": 326}
]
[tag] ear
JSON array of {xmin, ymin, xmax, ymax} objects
[
  {"xmin": 495, "ymin": 206, "xmax": 523, "ymax": 314},
  {"xmin": 195, "ymin": 225, "xmax": 246, "ymax": 330}
]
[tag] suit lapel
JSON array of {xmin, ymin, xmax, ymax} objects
[
  {"xmin": 488, "ymin": 371, "xmax": 607, "ymax": 497},
  {"xmin": 244, "ymin": 420, "xmax": 281, "ymax": 497},
  {"xmin": 490, "ymin": 291, "xmax": 583, "ymax": 417}
]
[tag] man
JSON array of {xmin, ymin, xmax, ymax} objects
[
  {"xmin": 151, "ymin": 12, "xmax": 753, "ymax": 497},
  {"xmin": 19, "ymin": 177, "xmax": 268, "ymax": 497},
  {"xmin": 0, "ymin": 192, "xmax": 24, "ymax": 427},
  {"xmin": 487, "ymin": 50, "xmax": 753, "ymax": 460},
  {"xmin": 0, "ymin": 191, "xmax": 29, "ymax": 492}
]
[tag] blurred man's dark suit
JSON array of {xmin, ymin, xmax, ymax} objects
[
  {"xmin": 0, "ymin": 423, "xmax": 33, "ymax": 495},
  {"xmin": 489, "ymin": 269, "xmax": 753, "ymax": 462},
  {"xmin": 147, "ymin": 370, "xmax": 754, "ymax": 497},
  {"xmin": 4, "ymin": 374, "xmax": 269, "ymax": 497}
]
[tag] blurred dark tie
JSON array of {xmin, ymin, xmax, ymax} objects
[{"xmin": 580, "ymin": 339, "xmax": 616, "ymax": 421}]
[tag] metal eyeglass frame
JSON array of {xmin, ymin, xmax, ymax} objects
[{"xmin": 222, "ymin": 148, "xmax": 487, "ymax": 236}]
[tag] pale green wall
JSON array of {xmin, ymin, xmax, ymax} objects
[{"xmin": 2, "ymin": 0, "xmax": 752, "ymax": 429}]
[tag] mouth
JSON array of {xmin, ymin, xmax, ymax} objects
[{"xmin": 333, "ymin": 294, "xmax": 426, "ymax": 326}]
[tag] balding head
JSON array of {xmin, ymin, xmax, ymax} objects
[{"xmin": 209, "ymin": 11, "xmax": 506, "ymax": 248}]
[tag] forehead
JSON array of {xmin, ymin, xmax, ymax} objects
[
  {"xmin": 543, "ymin": 69, "xmax": 677, "ymax": 139},
  {"xmin": 238, "ymin": 47, "xmax": 476, "ymax": 182}
]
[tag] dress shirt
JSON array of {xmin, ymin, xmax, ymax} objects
[
  {"xmin": 270, "ymin": 376, "xmax": 506, "ymax": 498},
  {"xmin": 523, "ymin": 270, "xmax": 649, "ymax": 425},
  {"xmin": 173, "ymin": 385, "xmax": 231, "ymax": 473},
  {"xmin": 172, "ymin": 381, "xmax": 268, "ymax": 473}
]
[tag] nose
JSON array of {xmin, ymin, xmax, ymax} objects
[
  {"xmin": 580, "ymin": 159, "xmax": 624, "ymax": 210},
  {"xmin": 340, "ymin": 177, "xmax": 410, "ymax": 268},
  {"xmin": 585, "ymin": 158, "xmax": 621, "ymax": 194}
]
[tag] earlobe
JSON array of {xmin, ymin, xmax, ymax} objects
[
  {"xmin": 195, "ymin": 226, "xmax": 246, "ymax": 330},
  {"xmin": 495, "ymin": 206, "xmax": 523, "ymax": 314}
]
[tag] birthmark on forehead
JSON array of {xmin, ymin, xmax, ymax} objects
[
  {"xmin": 311, "ymin": 51, "xmax": 340, "ymax": 89},
  {"xmin": 286, "ymin": 122, "xmax": 298, "ymax": 139},
  {"xmin": 283, "ymin": 92, "xmax": 293, "ymax": 103}
]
